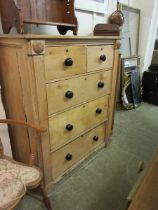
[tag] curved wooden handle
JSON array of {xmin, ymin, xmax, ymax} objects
[
  {"xmin": 0, "ymin": 119, "xmax": 46, "ymax": 133},
  {"xmin": 0, "ymin": 119, "xmax": 47, "ymax": 166}
]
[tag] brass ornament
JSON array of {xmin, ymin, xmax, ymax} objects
[
  {"xmin": 109, "ymin": 10, "xmax": 124, "ymax": 27},
  {"xmin": 121, "ymin": 72, "xmax": 133, "ymax": 110}
]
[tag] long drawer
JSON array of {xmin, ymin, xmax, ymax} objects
[
  {"xmin": 47, "ymin": 70, "xmax": 111, "ymax": 115},
  {"xmin": 51, "ymin": 123, "xmax": 106, "ymax": 180},
  {"xmin": 44, "ymin": 46, "xmax": 86, "ymax": 80},
  {"xmin": 49, "ymin": 95, "xmax": 109, "ymax": 151},
  {"xmin": 87, "ymin": 45, "xmax": 114, "ymax": 72}
]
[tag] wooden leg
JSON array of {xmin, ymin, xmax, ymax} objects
[
  {"xmin": 126, "ymin": 200, "xmax": 132, "ymax": 210},
  {"xmin": 27, "ymin": 184, "xmax": 52, "ymax": 209},
  {"xmin": 40, "ymin": 183, "xmax": 52, "ymax": 210},
  {"xmin": 57, "ymin": 25, "xmax": 68, "ymax": 35},
  {"xmin": 73, "ymin": 30, "xmax": 77, "ymax": 35},
  {"xmin": 57, "ymin": 25, "xmax": 78, "ymax": 36}
]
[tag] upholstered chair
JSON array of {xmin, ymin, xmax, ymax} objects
[{"xmin": 0, "ymin": 119, "xmax": 52, "ymax": 210}]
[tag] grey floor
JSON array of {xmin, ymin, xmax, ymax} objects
[{"xmin": 17, "ymin": 103, "xmax": 158, "ymax": 210}]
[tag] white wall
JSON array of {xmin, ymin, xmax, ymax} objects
[{"xmin": 130, "ymin": 0, "xmax": 158, "ymax": 72}]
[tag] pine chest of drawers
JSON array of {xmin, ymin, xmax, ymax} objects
[{"xmin": 0, "ymin": 35, "xmax": 119, "ymax": 191}]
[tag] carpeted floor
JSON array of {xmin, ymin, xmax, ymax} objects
[{"xmin": 17, "ymin": 103, "xmax": 158, "ymax": 210}]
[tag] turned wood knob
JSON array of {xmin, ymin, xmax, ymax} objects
[
  {"xmin": 93, "ymin": 136, "xmax": 99, "ymax": 141},
  {"xmin": 100, "ymin": 55, "xmax": 106, "ymax": 62},
  {"xmin": 96, "ymin": 108, "xmax": 102, "ymax": 114},
  {"xmin": 98, "ymin": 81, "xmax": 105, "ymax": 88},
  {"xmin": 33, "ymin": 42, "xmax": 44, "ymax": 54},
  {"xmin": 66, "ymin": 124, "xmax": 73, "ymax": 131},
  {"xmin": 65, "ymin": 90, "xmax": 74, "ymax": 99},
  {"xmin": 65, "ymin": 153, "xmax": 72, "ymax": 161},
  {"xmin": 64, "ymin": 58, "xmax": 73, "ymax": 66}
]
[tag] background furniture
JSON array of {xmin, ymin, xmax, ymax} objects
[
  {"xmin": 142, "ymin": 38, "xmax": 158, "ymax": 106},
  {"xmin": 121, "ymin": 57, "xmax": 141, "ymax": 110},
  {"xmin": 0, "ymin": 35, "xmax": 119, "ymax": 191},
  {"xmin": 94, "ymin": 24, "xmax": 120, "ymax": 36},
  {"xmin": 0, "ymin": 119, "xmax": 52, "ymax": 210},
  {"xmin": 119, "ymin": 3, "xmax": 140, "ymax": 57},
  {"xmin": 0, "ymin": 0, "xmax": 78, "ymax": 35},
  {"xmin": 112, "ymin": 3, "xmax": 141, "ymax": 109},
  {"xmin": 150, "ymin": 39, "xmax": 158, "ymax": 67},
  {"xmin": 127, "ymin": 149, "xmax": 158, "ymax": 210},
  {"xmin": 142, "ymin": 71, "xmax": 158, "ymax": 106}
]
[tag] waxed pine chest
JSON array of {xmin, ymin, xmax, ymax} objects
[{"xmin": 0, "ymin": 35, "xmax": 120, "ymax": 191}]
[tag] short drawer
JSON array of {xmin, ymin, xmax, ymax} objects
[
  {"xmin": 51, "ymin": 123, "xmax": 106, "ymax": 180},
  {"xmin": 47, "ymin": 70, "xmax": 111, "ymax": 115},
  {"xmin": 87, "ymin": 45, "xmax": 114, "ymax": 72},
  {"xmin": 49, "ymin": 95, "xmax": 108, "ymax": 151},
  {"xmin": 44, "ymin": 46, "xmax": 86, "ymax": 80}
]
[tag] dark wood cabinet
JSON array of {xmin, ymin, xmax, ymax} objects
[{"xmin": 0, "ymin": 0, "xmax": 78, "ymax": 35}]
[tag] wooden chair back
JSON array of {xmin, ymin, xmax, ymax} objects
[{"xmin": 0, "ymin": 119, "xmax": 46, "ymax": 166}]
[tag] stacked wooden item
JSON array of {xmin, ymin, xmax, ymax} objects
[
  {"xmin": 94, "ymin": 24, "xmax": 120, "ymax": 36},
  {"xmin": 94, "ymin": 3, "xmax": 123, "ymax": 36}
]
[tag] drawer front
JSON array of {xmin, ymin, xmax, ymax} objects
[
  {"xmin": 49, "ymin": 96, "xmax": 108, "ymax": 151},
  {"xmin": 44, "ymin": 46, "xmax": 86, "ymax": 80},
  {"xmin": 87, "ymin": 45, "xmax": 114, "ymax": 72},
  {"xmin": 47, "ymin": 70, "xmax": 111, "ymax": 115},
  {"xmin": 51, "ymin": 123, "xmax": 106, "ymax": 179}
]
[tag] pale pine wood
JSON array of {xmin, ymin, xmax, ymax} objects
[
  {"xmin": 106, "ymin": 42, "xmax": 119, "ymax": 140},
  {"xmin": 51, "ymin": 123, "xmax": 106, "ymax": 179},
  {"xmin": 31, "ymin": 54, "xmax": 54, "ymax": 190},
  {"xmin": 17, "ymin": 43, "xmax": 51, "ymax": 188},
  {"xmin": 0, "ymin": 35, "xmax": 119, "ymax": 188},
  {"xmin": 47, "ymin": 70, "xmax": 112, "ymax": 115},
  {"xmin": 28, "ymin": 40, "xmax": 45, "ymax": 55},
  {"xmin": 0, "ymin": 34, "xmax": 120, "ymax": 40},
  {"xmin": 0, "ymin": 39, "xmax": 53, "ymax": 190},
  {"xmin": 44, "ymin": 45, "xmax": 86, "ymax": 80},
  {"xmin": 87, "ymin": 45, "xmax": 114, "ymax": 72},
  {"xmin": 116, "ymin": 54, "xmax": 122, "ymax": 107},
  {"xmin": 0, "ymin": 45, "xmax": 31, "ymax": 163},
  {"xmin": 49, "ymin": 96, "xmax": 108, "ymax": 151}
]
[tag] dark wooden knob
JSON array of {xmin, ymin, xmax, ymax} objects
[
  {"xmin": 96, "ymin": 108, "xmax": 102, "ymax": 114},
  {"xmin": 98, "ymin": 81, "xmax": 104, "ymax": 88},
  {"xmin": 93, "ymin": 136, "xmax": 99, "ymax": 141},
  {"xmin": 65, "ymin": 90, "xmax": 74, "ymax": 99},
  {"xmin": 65, "ymin": 153, "xmax": 72, "ymax": 161},
  {"xmin": 64, "ymin": 58, "xmax": 73, "ymax": 66},
  {"xmin": 100, "ymin": 55, "xmax": 106, "ymax": 62},
  {"xmin": 66, "ymin": 124, "xmax": 73, "ymax": 131}
]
